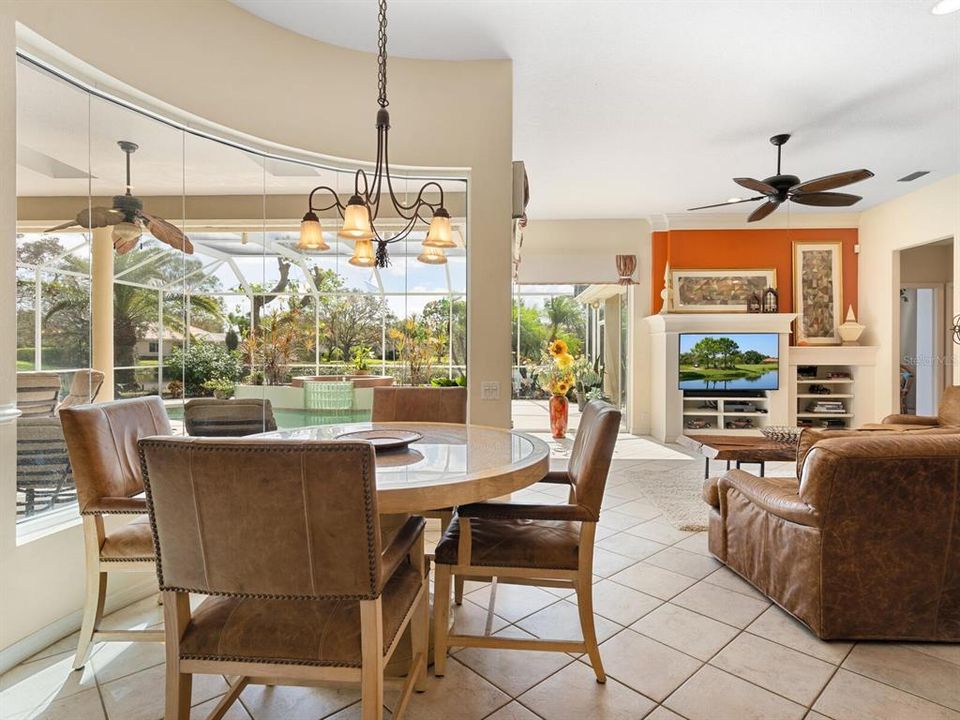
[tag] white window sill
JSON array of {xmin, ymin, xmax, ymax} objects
[{"xmin": 16, "ymin": 508, "xmax": 82, "ymax": 546}]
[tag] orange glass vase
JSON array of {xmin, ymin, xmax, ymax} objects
[{"xmin": 549, "ymin": 394, "xmax": 569, "ymax": 439}]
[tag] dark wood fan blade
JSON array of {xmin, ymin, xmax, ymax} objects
[
  {"xmin": 790, "ymin": 192, "xmax": 862, "ymax": 207},
  {"xmin": 748, "ymin": 200, "xmax": 779, "ymax": 222},
  {"xmin": 734, "ymin": 177, "xmax": 777, "ymax": 195},
  {"xmin": 791, "ymin": 169, "xmax": 873, "ymax": 194},
  {"xmin": 137, "ymin": 211, "xmax": 194, "ymax": 254},
  {"xmin": 687, "ymin": 196, "xmax": 765, "ymax": 211}
]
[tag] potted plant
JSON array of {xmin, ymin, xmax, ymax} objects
[
  {"xmin": 202, "ymin": 377, "xmax": 235, "ymax": 400},
  {"xmin": 351, "ymin": 345, "xmax": 373, "ymax": 376},
  {"xmin": 539, "ymin": 339, "xmax": 576, "ymax": 439},
  {"xmin": 573, "ymin": 356, "xmax": 605, "ymax": 411}
]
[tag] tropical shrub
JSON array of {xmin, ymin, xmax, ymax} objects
[{"xmin": 166, "ymin": 341, "xmax": 244, "ymax": 397}]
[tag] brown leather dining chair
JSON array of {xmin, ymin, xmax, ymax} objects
[
  {"xmin": 372, "ymin": 386, "xmax": 468, "ymax": 538},
  {"xmin": 139, "ymin": 437, "xmax": 430, "ymax": 720},
  {"xmin": 59, "ymin": 396, "xmax": 171, "ymax": 669},
  {"xmin": 371, "ymin": 386, "xmax": 467, "ymax": 424},
  {"xmin": 433, "ymin": 400, "xmax": 621, "ymax": 684},
  {"xmin": 182, "ymin": 397, "xmax": 277, "ymax": 436}
]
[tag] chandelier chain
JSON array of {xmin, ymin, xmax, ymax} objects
[{"xmin": 377, "ymin": 0, "xmax": 388, "ymax": 108}]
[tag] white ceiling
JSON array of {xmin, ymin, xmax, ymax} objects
[{"xmin": 231, "ymin": 0, "xmax": 960, "ymax": 221}]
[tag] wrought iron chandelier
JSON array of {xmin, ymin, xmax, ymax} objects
[{"xmin": 297, "ymin": 0, "xmax": 454, "ymax": 268}]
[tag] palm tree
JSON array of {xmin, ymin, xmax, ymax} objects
[{"xmin": 543, "ymin": 296, "xmax": 583, "ymax": 341}]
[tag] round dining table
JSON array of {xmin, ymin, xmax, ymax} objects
[{"xmin": 254, "ymin": 421, "xmax": 551, "ymax": 514}]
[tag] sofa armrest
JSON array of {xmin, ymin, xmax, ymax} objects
[
  {"xmin": 457, "ymin": 501, "xmax": 594, "ymax": 522},
  {"xmin": 379, "ymin": 516, "xmax": 426, "ymax": 587},
  {"xmin": 81, "ymin": 496, "xmax": 148, "ymax": 515},
  {"xmin": 881, "ymin": 414, "xmax": 938, "ymax": 426},
  {"xmin": 719, "ymin": 470, "xmax": 819, "ymax": 527}
]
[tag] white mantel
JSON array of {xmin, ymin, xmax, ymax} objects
[
  {"xmin": 645, "ymin": 313, "xmax": 798, "ymax": 334},
  {"xmin": 643, "ymin": 313, "xmax": 797, "ymax": 441}
]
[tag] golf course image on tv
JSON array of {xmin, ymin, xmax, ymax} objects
[{"xmin": 679, "ymin": 333, "xmax": 780, "ymax": 391}]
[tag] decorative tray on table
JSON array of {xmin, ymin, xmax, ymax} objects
[{"xmin": 336, "ymin": 429, "xmax": 423, "ymax": 452}]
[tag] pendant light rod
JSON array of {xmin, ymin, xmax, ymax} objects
[{"xmin": 298, "ymin": 0, "xmax": 452, "ymax": 267}]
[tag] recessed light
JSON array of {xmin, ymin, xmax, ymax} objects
[
  {"xmin": 932, "ymin": 0, "xmax": 960, "ymax": 15},
  {"xmin": 727, "ymin": 197, "xmax": 742, "ymax": 203}
]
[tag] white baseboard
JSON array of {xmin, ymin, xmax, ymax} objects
[{"xmin": 0, "ymin": 578, "xmax": 159, "ymax": 674}]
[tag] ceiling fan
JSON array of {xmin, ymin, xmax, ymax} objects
[
  {"xmin": 688, "ymin": 134, "xmax": 874, "ymax": 222},
  {"xmin": 45, "ymin": 140, "xmax": 194, "ymax": 255}
]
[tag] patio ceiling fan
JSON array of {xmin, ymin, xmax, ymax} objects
[
  {"xmin": 688, "ymin": 134, "xmax": 874, "ymax": 222},
  {"xmin": 45, "ymin": 140, "xmax": 194, "ymax": 255}
]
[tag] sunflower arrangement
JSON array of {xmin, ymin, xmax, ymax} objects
[{"xmin": 539, "ymin": 339, "xmax": 576, "ymax": 397}]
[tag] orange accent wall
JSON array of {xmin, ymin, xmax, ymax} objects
[{"xmin": 651, "ymin": 228, "xmax": 858, "ymax": 316}]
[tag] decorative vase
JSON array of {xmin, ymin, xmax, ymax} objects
[
  {"xmin": 838, "ymin": 305, "xmax": 865, "ymax": 344},
  {"xmin": 550, "ymin": 394, "xmax": 569, "ymax": 439}
]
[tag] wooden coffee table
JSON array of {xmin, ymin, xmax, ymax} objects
[{"xmin": 677, "ymin": 434, "xmax": 797, "ymax": 479}]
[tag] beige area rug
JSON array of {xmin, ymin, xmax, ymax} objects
[{"xmin": 623, "ymin": 459, "xmax": 711, "ymax": 531}]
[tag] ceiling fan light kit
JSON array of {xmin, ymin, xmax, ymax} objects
[
  {"xmin": 297, "ymin": 0, "xmax": 453, "ymax": 267},
  {"xmin": 688, "ymin": 133, "xmax": 874, "ymax": 222}
]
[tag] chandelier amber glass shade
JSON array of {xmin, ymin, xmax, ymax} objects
[
  {"xmin": 416, "ymin": 244, "xmax": 447, "ymax": 265},
  {"xmin": 349, "ymin": 238, "xmax": 377, "ymax": 267},
  {"xmin": 338, "ymin": 198, "xmax": 375, "ymax": 241},
  {"xmin": 297, "ymin": 212, "xmax": 329, "ymax": 251},
  {"xmin": 423, "ymin": 209, "xmax": 455, "ymax": 248}
]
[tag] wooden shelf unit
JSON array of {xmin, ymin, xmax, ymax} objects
[{"xmin": 682, "ymin": 394, "xmax": 771, "ymax": 434}]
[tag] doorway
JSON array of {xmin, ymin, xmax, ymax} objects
[{"xmin": 898, "ymin": 240, "xmax": 954, "ymax": 415}]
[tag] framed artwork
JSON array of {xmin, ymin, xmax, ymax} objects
[
  {"xmin": 670, "ymin": 268, "xmax": 777, "ymax": 313},
  {"xmin": 793, "ymin": 241, "xmax": 843, "ymax": 344}
]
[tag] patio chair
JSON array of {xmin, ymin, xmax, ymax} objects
[
  {"xmin": 60, "ymin": 396, "xmax": 172, "ymax": 669},
  {"xmin": 139, "ymin": 437, "xmax": 429, "ymax": 720},
  {"xmin": 183, "ymin": 398, "xmax": 277, "ymax": 436},
  {"xmin": 433, "ymin": 400, "xmax": 621, "ymax": 683},
  {"xmin": 16, "ymin": 417, "xmax": 75, "ymax": 517},
  {"xmin": 16, "ymin": 372, "xmax": 62, "ymax": 418},
  {"xmin": 58, "ymin": 369, "xmax": 105, "ymax": 411}
]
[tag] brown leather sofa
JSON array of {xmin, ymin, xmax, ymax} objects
[
  {"xmin": 876, "ymin": 385, "xmax": 960, "ymax": 431},
  {"xmin": 703, "ymin": 432, "xmax": 960, "ymax": 641}
]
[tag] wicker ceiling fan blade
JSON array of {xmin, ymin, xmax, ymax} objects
[
  {"xmin": 137, "ymin": 211, "xmax": 194, "ymax": 254},
  {"xmin": 790, "ymin": 191, "xmax": 862, "ymax": 207},
  {"xmin": 734, "ymin": 177, "xmax": 777, "ymax": 195},
  {"xmin": 748, "ymin": 200, "xmax": 780, "ymax": 222},
  {"xmin": 791, "ymin": 169, "xmax": 873, "ymax": 194},
  {"xmin": 687, "ymin": 196, "xmax": 765, "ymax": 211}
]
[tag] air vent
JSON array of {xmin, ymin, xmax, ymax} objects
[{"xmin": 898, "ymin": 171, "xmax": 930, "ymax": 182}]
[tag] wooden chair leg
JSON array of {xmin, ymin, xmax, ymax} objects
[
  {"xmin": 165, "ymin": 668, "xmax": 192, "ymax": 720},
  {"xmin": 73, "ymin": 570, "xmax": 106, "ymax": 670},
  {"xmin": 575, "ymin": 576, "xmax": 605, "ymax": 684},
  {"xmin": 409, "ymin": 586, "xmax": 429, "ymax": 692},
  {"xmin": 454, "ymin": 574, "xmax": 464, "ymax": 605},
  {"xmin": 433, "ymin": 565, "xmax": 452, "ymax": 677},
  {"xmin": 439, "ymin": 509, "xmax": 453, "ymax": 534},
  {"xmin": 360, "ymin": 599, "xmax": 384, "ymax": 720}
]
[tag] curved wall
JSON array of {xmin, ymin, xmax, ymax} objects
[{"xmin": 1, "ymin": 0, "xmax": 512, "ymax": 660}]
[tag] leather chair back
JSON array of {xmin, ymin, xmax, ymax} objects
[
  {"xmin": 17, "ymin": 372, "xmax": 62, "ymax": 418},
  {"xmin": 800, "ymin": 433, "xmax": 960, "ymax": 638},
  {"xmin": 372, "ymin": 386, "xmax": 467, "ymax": 424},
  {"xmin": 60, "ymin": 396, "xmax": 171, "ymax": 513},
  {"xmin": 568, "ymin": 400, "xmax": 621, "ymax": 519},
  {"xmin": 939, "ymin": 385, "xmax": 960, "ymax": 426},
  {"xmin": 140, "ymin": 438, "xmax": 384, "ymax": 599},
  {"xmin": 58, "ymin": 370, "xmax": 105, "ymax": 411},
  {"xmin": 183, "ymin": 398, "xmax": 277, "ymax": 436}
]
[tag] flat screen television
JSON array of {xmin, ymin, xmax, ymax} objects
[{"xmin": 678, "ymin": 332, "xmax": 780, "ymax": 392}]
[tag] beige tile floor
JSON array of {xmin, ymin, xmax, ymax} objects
[{"xmin": 3, "ymin": 446, "xmax": 959, "ymax": 720}]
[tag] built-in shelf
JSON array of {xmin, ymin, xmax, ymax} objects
[
  {"xmin": 682, "ymin": 394, "xmax": 770, "ymax": 433},
  {"xmin": 797, "ymin": 394, "xmax": 854, "ymax": 399},
  {"xmin": 797, "ymin": 413, "xmax": 855, "ymax": 418}
]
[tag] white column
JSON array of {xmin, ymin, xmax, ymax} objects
[{"xmin": 91, "ymin": 227, "xmax": 114, "ymax": 401}]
